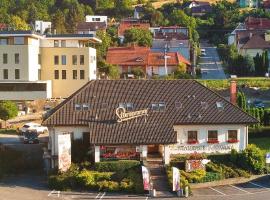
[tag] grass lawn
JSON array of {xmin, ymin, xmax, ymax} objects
[
  {"xmin": 249, "ymin": 137, "xmax": 270, "ymax": 153},
  {"xmin": 0, "ymin": 128, "xmax": 18, "ymax": 135}
]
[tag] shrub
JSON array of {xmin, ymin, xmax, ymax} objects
[
  {"xmin": 120, "ymin": 178, "xmax": 134, "ymax": 192},
  {"xmin": 238, "ymin": 144, "xmax": 265, "ymax": 174},
  {"xmin": 97, "ymin": 180, "xmax": 119, "ymax": 192},
  {"xmin": 201, "ymin": 172, "xmax": 222, "ymax": 182},
  {"xmin": 220, "ymin": 164, "xmax": 239, "ymax": 179},
  {"xmin": 94, "ymin": 160, "xmax": 140, "ymax": 172},
  {"xmin": 180, "ymin": 169, "xmax": 206, "ymax": 183}
]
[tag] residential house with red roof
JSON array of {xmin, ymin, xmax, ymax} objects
[
  {"xmin": 106, "ymin": 46, "xmax": 190, "ymax": 77},
  {"xmin": 118, "ymin": 19, "xmax": 150, "ymax": 43}
]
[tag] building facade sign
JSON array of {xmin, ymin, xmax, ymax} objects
[
  {"xmin": 116, "ymin": 107, "xmax": 148, "ymax": 122},
  {"xmin": 58, "ymin": 133, "xmax": 71, "ymax": 172},
  {"xmin": 170, "ymin": 143, "xmax": 238, "ymax": 154}
]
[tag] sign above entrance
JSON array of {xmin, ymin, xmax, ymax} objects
[{"xmin": 116, "ymin": 107, "xmax": 148, "ymax": 122}]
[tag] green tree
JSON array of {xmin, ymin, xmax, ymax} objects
[
  {"xmin": 131, "ymin": 67, "xmax": 145, "ymax": 78},
  {"xmin": 9, "ymin": 15, "xmax": 30, "ymax": 30},
  {"xmin": 52, "ymin": 10, "xmax": 66, "ymax": 34},
  {"xmin": 0, "ymin": 101, "xmax": 18, "ymax": 127},
  {"xmin": 237, "ymin": 92, "xmax": 247, "ymax": 111},
  {"xmin": 124, "ymin": 28, "xmax": 152, "ymax": 47},
  {"xmin": 108, "ymin": 64, "xmax": 120, "ymax": 79}
]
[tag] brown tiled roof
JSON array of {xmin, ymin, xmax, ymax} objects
[
  {"xmin": 106, "ymin": 46, "xmax": 190, "ymax": 67},
  {"xmin": 77, "ymin": 22, "xmax": 106, "ymax": 31},
  {"xmin": 245, "ymin": 17, "xmax": 270, "ymax": 30},
  {"xmin": 241, "ymin": 34, "xmax": 270, "ymax": 49},
  {"xmin": 118, "ymin": 21, "xmax": 150, "ymax": 36},
  {"xmin": 43, "ymin": 80, "xmax": 258, "ymax": 145}
]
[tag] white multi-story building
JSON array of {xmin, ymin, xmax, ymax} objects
[
  {"xmin": 85, "ymin": 15, "xmax": 108, "ymax": 26},
  {"xmin": 0, "ymin": 31, "xmax": 101, "ymax": 100},
  {"xmin": 35, "ymin": 20, "xmax": 51, "ymax": 34}
]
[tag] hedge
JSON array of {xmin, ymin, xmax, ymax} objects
[
  {"xmin": 94, "ymin": 160, "xmax": 141, "ymax": 172},
  {"xmin": 249, "ymin": 127, "xmax": 270, "ymax": 138}
]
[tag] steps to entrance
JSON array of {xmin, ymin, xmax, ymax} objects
[{"xmin": 146, "ymin": 154, "xmax": 174, "ymax": 197}]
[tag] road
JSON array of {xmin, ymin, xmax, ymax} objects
[
  {"xmin": 1, "ymin": 175, "xmax": 270, "ymax": 200},
  {"xmin": 0, "ymin": 133, "xmax": 49, "ymax": 144},
  {"xmin": 199, "ymin": 42, "xmax": 227, "ymax": 80}
]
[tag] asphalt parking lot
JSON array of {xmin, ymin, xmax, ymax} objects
[{"xmin": 1, "ymin": 175, "xmax": 270, "ymax": 200}]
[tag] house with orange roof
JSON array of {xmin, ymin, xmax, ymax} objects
[{"xmin": 106, "ymin": 46, "xmax": 191, "ymax": 77}]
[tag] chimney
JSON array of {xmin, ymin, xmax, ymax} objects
[{"xmin": 230, "ymin": 80, "xmax": 237, "ymax": 105}]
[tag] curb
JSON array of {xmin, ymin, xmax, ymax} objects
[{"xmin": 190, "ymin": 174, "xmax": 266, "ymax": 189}]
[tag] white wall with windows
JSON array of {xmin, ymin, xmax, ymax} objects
[{"xmin": 170, "ymin": 124, "xmax": 248, "ymax": 154}]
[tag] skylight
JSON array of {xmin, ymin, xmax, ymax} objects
[
  {"xmin": 82, "ymin": 103, "xmax": 90, "ymax": 111},
  {"xmin": 216, "ymin": 102, "xmax": 224, "ymax": 110},
  {"xmin": 75, "ymin": 104, "xmax": 81, "ymax": 111}
]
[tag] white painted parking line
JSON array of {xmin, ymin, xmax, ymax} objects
[
  {"xmin": 145, "ymin": 196, "xmax": 148, "ymax": 200},
  {"xmin": 230, "ymin": 185, "xmax": 252, "ymax": 194},
  {"xmin": 99, "ymin": 192, "xmax": 106, "ymax": 199},
  {"xmin": 249, "ymin": 182, "xmax": 270, "ymax": 190},
  {"xmin": 95, "ymin": 192, "xmax": 101, "ymax": 199},
  {"xmin": 209, "ymin": 187, "xmax": 226, "ymax": 196},
  {"xmin": 57, "ymin": 191, "xmax": 60, "ymax": 197},
  {"xmin": 48, "ymin": 190, "xmax": 55, "ymax": 197}
]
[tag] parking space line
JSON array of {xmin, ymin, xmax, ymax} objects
[
  {"xmin": 99, "ymin": 192, "xmax": 106, "ymax": 199},
  {"xmin": 230, "ymin": 185, "xmax": 252, "ymax": 194},
  {"xmin": 95, "ymin": 192, "xmax": 101, "ymax": 199},
  {"xmin": 209, "ymin": 187, "xmax": 226, "ymax": 196},
  {"xmin": 250, "ymin": 182, "xmax": 270, "ymax": 190}
]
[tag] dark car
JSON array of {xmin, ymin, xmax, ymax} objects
[
  {"xmin": 23, "ymin": 130, "xmax": 39, "ymax": 144},
  {"xmin": 253, "ymin": 100, "xmax": 265, "ymax": 109}
]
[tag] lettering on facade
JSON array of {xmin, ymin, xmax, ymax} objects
[
  {"xmin": 170, "ymin": 144, "xmax": 236, "ymax": 153},
  {"xmin": 116, "ymin": 107, "xmax": 148, "ymax": 122}
]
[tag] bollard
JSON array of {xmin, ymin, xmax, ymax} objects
[
  {"xmin": 152, "ymin": 189, "xmax": 156, "ymax": 197},
  {"xmin": 185, "ymin": 186, "xmax": 189, "ymax": 198}
]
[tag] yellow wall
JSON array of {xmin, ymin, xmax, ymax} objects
[{"xmin": 40, "ymin": 47, "xmax": 94, "ymax": 98}]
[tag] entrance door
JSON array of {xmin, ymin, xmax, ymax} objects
[{"xmin": 147, "ymin": 145, "xmax": 159, "ymax": 154}]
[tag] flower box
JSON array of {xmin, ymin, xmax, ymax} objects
[
  {"xmin": 207, "ymin": 139, "xmax": 219, "ymax": 144},
  {"xmin": 227, "ymin": 139, "xmax": 239, "ymax": 143},
  {"xmin": 187, "ymin": 140, "xmax": 198, "ymax": 144}
]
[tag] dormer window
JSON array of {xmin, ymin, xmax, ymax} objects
[
  {"xmin": 151, "ymin": 102, "xmax": 166, "ymax": 112},
  {"xmin": 75, "ymin": 104, "xmax": 81, "ymax": 111},
  {"xmin": 82, "ymin": 103, "xmax": 90, "ymax": 111},
  {"xmin": 216, "ymin": 102, "xmax": 224, "ymax": 110},
  {"xmin": 126, "ymin": 103, "xmax": 134, "ymax": 111}
]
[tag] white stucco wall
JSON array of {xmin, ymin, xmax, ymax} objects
[
  {"xmin": 48, "ymin": 126, "xmax": 89, "ymax": 156},
  {"xmin": 170, "ymin": 124, "xmax": 248, "ymax": 154}
]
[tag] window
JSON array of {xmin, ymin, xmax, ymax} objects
[
  {"xmin": 61, "ymin": 40, "xmax": 66, "ymax": 47},
  {"xmin": 3, "ymin": 69, "xmax": 8, "ymax": 79},
  {"xmin": 119, "ymin": 103, "xmax": 125, "ymax": 108},
  {"xmin": 80, "ymin": 55, "xmax": 84, "ymax": 65},
  {"xmin": 75, "ymin": 104, "xmax": 81, "ymax": 111},
  {"xmin": 54, "ymin": 70, "xmax": 59, "ymax": 79},
  {"xmin": 15, "ymin": 69, "xmax": 20, "ymax": 79},
  {"xmin": 187, "ymin": 131, "xmax": 198, "ymax": 144},
  {"xmin": 72, "ymin": 55, "xmax": 77, "ymax": 65},
  {"xmin": 73, "ymin": 70, "xmax": 77, "ymax": 79},
  {"xmin": 126, "ymin": 103, "xmax": 134, "ymax": 111},
  {"xmin": 216, "ymin": 102, "xmax": 224, "ymax": 110},
  {"xmin": 38, "ymin": 54, "xmax": 41, "ymax": 65},
  {"xmin": 15, "ymin": 53, "xmax": 19, "ymax": 64},
  {"xmin": 61, "ymin": 55, "xmax": 66, "ymax": 65},
  {"xmin": 228, "ymin": 130, "xmax": 238, "ymax": 143},
  {"xmin": 14, "ymin": 37, "xmax": 24, "ymax": 45},
  {"xmin": 82, "ymin": 103, "xmax": 90, "ymax": 111},
  {"xmin": 3, "ymin": 54, "xmax": 7, "ymax": 64},
  {"xmin": 54, "ymin": 40, "xmax": 59, "ymax": 47},
  {"xmin": 62, "ymin": 70, "xmax": 66, "ymax": 79},
  {"xmin": 0, "ymin": 38, "xmax": 8, "ymax": 45},
  {"xmin": 80, "ymin": 70, "xmax": 85, "ymax": 79},
  {"xmin": 54, "ymin": 56, "xmax": 59, "ymax": 65},
  {"xmin": 208, "ymin": 130, "xmax": 218, "ymax": 143},
  {"xmin": 175, "ymin": 102, "xmax": 182, "ymax": 109},
  {"xmin": 151, "ymin": 102, "xmax": 166, "ymax": 111}
]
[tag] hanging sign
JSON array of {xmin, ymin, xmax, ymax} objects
[
  {"xmin": 172, "ymin": 167, "xmax": 181, "ymax": 191},
  {"xmin": 142, "ymin": 166, "xmax": 150, "ymax": 191},
  {"xmin": 58, "ymin": 133, "xmax": 71, "ymax": 172}
]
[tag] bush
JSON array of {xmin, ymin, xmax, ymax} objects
[
  {"xmin": 97, "ymin": 180, "xmax": 119, "ymax": 192},
  {"xmin": 238, "ymin": 144, "xmax": 265, "ymax": 174},
  {"xmin": 201, "ymin": 172, "xmax": 222, "ymax": 182},
  {"xmin": 120, "ymin": 178, "xmax": 134, "ymax": 192},
  {"xmin": 94, "ymin": 160, "xmax": 140, "ymax": 172},
  {"xmin": 181, "ymin": 169, "xmax": 206, "ymax": 183}
]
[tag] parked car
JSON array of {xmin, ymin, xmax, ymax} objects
[
  {"xmin": 201, "ymin": 49, "xmax": 206, "ymax": 56},
  {"xmin": 253, "ymin": 100, "xmax": 265, "ymax": 108},
  {"xmin": 20, "ymin": 122, "xmax": 48, "ymax": 134},
  {"xmin": 23, "ymin": 130, "xmax": 39, "ymax": 144}
]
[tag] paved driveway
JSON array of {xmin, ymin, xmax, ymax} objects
[{"xmin": 199, "ymin": 43, "xmax": 227, "ymax": 80}]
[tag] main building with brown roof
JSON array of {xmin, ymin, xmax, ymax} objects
[{"xmin": 43, "ymin": 80, "xmax": 257, "ymax": 166}]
